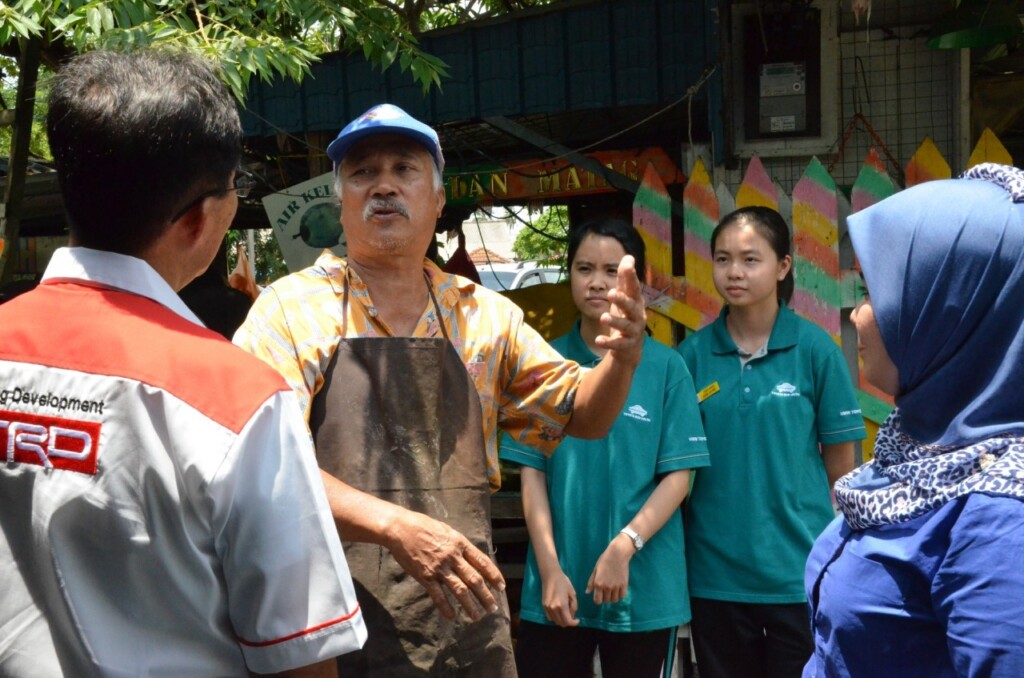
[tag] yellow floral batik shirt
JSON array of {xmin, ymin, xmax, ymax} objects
[{"xmin": 234, "ymin": 251, "xmax": 580, "ymax": 492}]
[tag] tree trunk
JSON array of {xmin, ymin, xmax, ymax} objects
[{"xmin": 0, "ymin": 38, "xmax": 42, "ymax": 285}]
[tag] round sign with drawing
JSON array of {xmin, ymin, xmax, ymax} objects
[{"xmin": 262, "ymin": 171, "xmax": 347, "ymax": 272}]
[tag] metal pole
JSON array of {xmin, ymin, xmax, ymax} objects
[{"xmin": 247, "ymin": 228, "xmax": 256, "ymax": 277}]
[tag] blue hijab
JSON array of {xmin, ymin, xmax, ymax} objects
[
  {"xmin": 833, "ymin": 165, "xmax": 1024, "ymax": 529},
  {"xmin": 847, "ymin": 166, "xmax": 1024, "ymax": 447}
]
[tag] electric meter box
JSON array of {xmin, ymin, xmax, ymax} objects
[{"xmin": 759, "ymin": 62, "xmax": 807, "ymax": 134}]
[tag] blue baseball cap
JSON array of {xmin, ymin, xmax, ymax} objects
[{"xmin": 326, "ymin": 104, "xmax": 445, "ymax": 172}]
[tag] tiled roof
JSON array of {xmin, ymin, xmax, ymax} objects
[{"xmin": 468, "ymin": 248, "xmax": 510, "ymax": 264}]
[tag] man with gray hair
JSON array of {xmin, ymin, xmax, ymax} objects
[{"xmin": 235, "ymin": 103, "xmax": 648, "ymax": 675}]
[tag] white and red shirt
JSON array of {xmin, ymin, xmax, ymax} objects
[{"xmin": 0, "ymin": 248, "xmax": 366, "ymax": 676}]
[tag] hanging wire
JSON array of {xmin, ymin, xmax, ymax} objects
[
  {"xmin": 469, "ymin": 204, "xmax": 566, "ymax": 289},
  {"xmin": 241, "ymin": 63, "xmax": 718, "ymax": 259},
  {"xmin": 449, "ymin": 63, "xmax": 719, "ymax": 179},
  {"xmin": 471, "ymin": 210, "xmax": 507, "ymax": 283},
  {"xmin": 853, "ymin": 56, "xmax": 870, "ymax": 116},
  {"xmin": 828, "ymin": 18, "xmax": 913, "ymax": 186},
  {"xmin": 240, "ymin": 63, "xmax": 719, "ymax": 186},
  {"xmin": 443, "ymin": 62, "xmax": 720, "ymax": 261},
  {"xmin": 828, "ymin": 112, "xmax": 903, "ymax": 183}
]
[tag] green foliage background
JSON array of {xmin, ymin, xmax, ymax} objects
[
  {"xmin": 0, "ymin": 56, "xmax": 48, "ymax": 161},
  {"xmin": 512, "ymin": 206, "xmax": 569, "ymax": 265},
  {"xmin": 225, "ymin": 229, "xmax": 288, "ymax": 286},
  {"xmin": 0, "ymin": 0, "xmax": 557, "ymax": 283}
]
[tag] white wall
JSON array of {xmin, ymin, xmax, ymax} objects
[{"xmin": 437, "ymin": 208, "xmax": 524, "ymax": 262}]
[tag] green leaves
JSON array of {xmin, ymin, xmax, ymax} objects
[
  {"xmin": 0, "ymin": 5, "xmax": 43, "ymax": 44},
  {"xmin": 0, "ymin": 1, "xmax": 557, "ymax": 98},
  {"xmin": 0, "ymin": 0, "xmax": 453, "ymax": 99},
  {"xmin": 213, "ymin": 35, "xmax": 315, "ymax": 100},
  {"xmin": 513, "ymin": 206, "xmax": 570, "ymax": 264}
]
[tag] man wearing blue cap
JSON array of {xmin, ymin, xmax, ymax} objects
[{"xmin": 235, "ymin": 103, "xmax": 648, "ymax": 676}]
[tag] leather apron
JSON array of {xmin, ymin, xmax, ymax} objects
[{"xmin": 309, "ymin": 276, "xmax": 516, "ymax": 677}]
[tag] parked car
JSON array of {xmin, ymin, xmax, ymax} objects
[{"xmin": 475, "ymin": 261, "xmax": 565, "ymax": 291}]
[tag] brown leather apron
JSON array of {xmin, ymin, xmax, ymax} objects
[{"xmin": 309, "ymin": 277, "xmax": 515, "ymax": 676}]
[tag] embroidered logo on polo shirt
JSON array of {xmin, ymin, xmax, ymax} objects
[
  {"xmin": 0, "ymin": 409, "xmax": 101, "ymax": 475},
  {"xmin": 624, "ymin": 404, "xmax": 651, "ymax": 422},
  {"xmin": 771, "ymin": 382, "xmax": 800, "ymax": 397}
]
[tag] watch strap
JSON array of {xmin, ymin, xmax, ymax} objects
[{"xmin": 619, "ymin": 526, "xmax": 644, "ymax": 551}]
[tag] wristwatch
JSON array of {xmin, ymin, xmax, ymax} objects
[{"xmin": 619, "ymin": 526, "xmax": 645, "ymax": 552}]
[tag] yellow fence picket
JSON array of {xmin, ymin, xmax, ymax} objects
[
  {"xmin": 967, "ymin": 128, "xmax": 1013, "ymax": 168},
  {"xmin": 905, "ymin": 136, "xmax": 951, "ymax": 187},
  {"xmin": 682, "ymin": 157, "xmax": 721, "ymax": 329},
  {"xmin": 791, "ymin": 158, "xmax": 841, "ymax": 342},
  {"xmin": 633, "ymin": 161, "xmax": 701, "ymax": 340},
  {"xmin": 736, "ymin": 155, "xmax": 779, "ymax": 210}
]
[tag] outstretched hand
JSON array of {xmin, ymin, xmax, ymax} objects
[
  {"xmin": 387, "ymin": 509, "xmax": 506, "ymax": 622},
  {"xmin": 593, "ymin": 254, "xmax": 647, "ymax": 365}
]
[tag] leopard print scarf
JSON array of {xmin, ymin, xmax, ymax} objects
[
  {"xmin": 960, "ymin": 162, "xmax": 1024, "ymax": 201},
  {"xmin": 834, "ymin": 410, "xmax": 1024, "ymax": 530}
]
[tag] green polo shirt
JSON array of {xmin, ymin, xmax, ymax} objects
[
  {"xmin": 677, "ymin": 305, "xmax": 865, "ymax": 603},
  {"xmin": 501, "ymin": 327, "xmax": 710, "ymax": 632}
]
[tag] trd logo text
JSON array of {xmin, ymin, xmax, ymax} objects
[{"xmin": 1, "ymin": 409, "xmax": 101, "ymax": 475}]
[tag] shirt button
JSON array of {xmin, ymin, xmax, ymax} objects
[
  {"xmin": 745, "ymin": 364, "xmax": 752, "ymax": 370},
  {"xmin": 744, "ymin": 387, "xmax": 751, "ymax": 393}
]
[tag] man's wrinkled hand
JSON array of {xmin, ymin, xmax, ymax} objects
[
  {"xmin": 386, "ymin": 509, "xmax": 505, "ymax": 621},
  {"xmin": 594, "ymin": 254, "xmax": 646, "ymax": 365}
]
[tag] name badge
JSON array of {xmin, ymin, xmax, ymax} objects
[{"xmin": 697, "ymin": 382, "xmax": 720, "ymax": 403}]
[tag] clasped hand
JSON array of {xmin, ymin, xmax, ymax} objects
[{"xmin": 542, "ymin": 536, "xmax": 634, "ymax": 627}]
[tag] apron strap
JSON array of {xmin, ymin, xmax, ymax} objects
[
  {"xmin": 424, "ymin": 274, "xmax": 452, "ymax": 343},
  {"xmin": 336, "ymin": 263, "xmax": 451, "ymax": 342}
]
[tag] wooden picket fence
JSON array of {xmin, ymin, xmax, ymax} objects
[{"xmin": 633, "ymin": 129, "xmax": 1015, "ymax": 455}]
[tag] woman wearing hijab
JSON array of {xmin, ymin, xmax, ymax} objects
[{"xmin": 803, "ymin": 163, "xmax": 1024, "ymax": 677}]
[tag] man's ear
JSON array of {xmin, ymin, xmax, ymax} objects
[
  {"xmin": 176, "ymin": 200, "xmax": 209, "ymax": 242},
  {"xmin": 435, "ymin": 186, "xmax": 446, "ymax": 219},
  {"xmin": 140, "ymin": 199, "xmax": 217, "ymax": 292}
]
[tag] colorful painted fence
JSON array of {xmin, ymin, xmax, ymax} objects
[{"xmin": 633, "ymin": 129, "xmax": 1014, "ymax": 458}]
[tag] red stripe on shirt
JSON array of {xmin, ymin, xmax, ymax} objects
[
  {"xmin": 237, "ymin": 604, "xmax": 362, "ymax": 647},
  {"xmin": 0, "ymin": 283, "xmax": 288, "ymax": 434}
]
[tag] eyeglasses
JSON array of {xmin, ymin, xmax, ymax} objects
[{"xmin": 170, "ymin": 168, "xmax": 257, "ymax": 223}]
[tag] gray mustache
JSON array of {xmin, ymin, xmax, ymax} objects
[{"xmin": 364, "ymin": 198, "xmax": 410, "ymax": 220}]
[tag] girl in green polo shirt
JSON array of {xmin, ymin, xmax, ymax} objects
[
  {"xmin": 677, "ymin": 206, "xmax": 865, "ymax": 678},
  {"xmin": 501, "ymin": 218, "xmax": 710, "ymax": 678}
]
